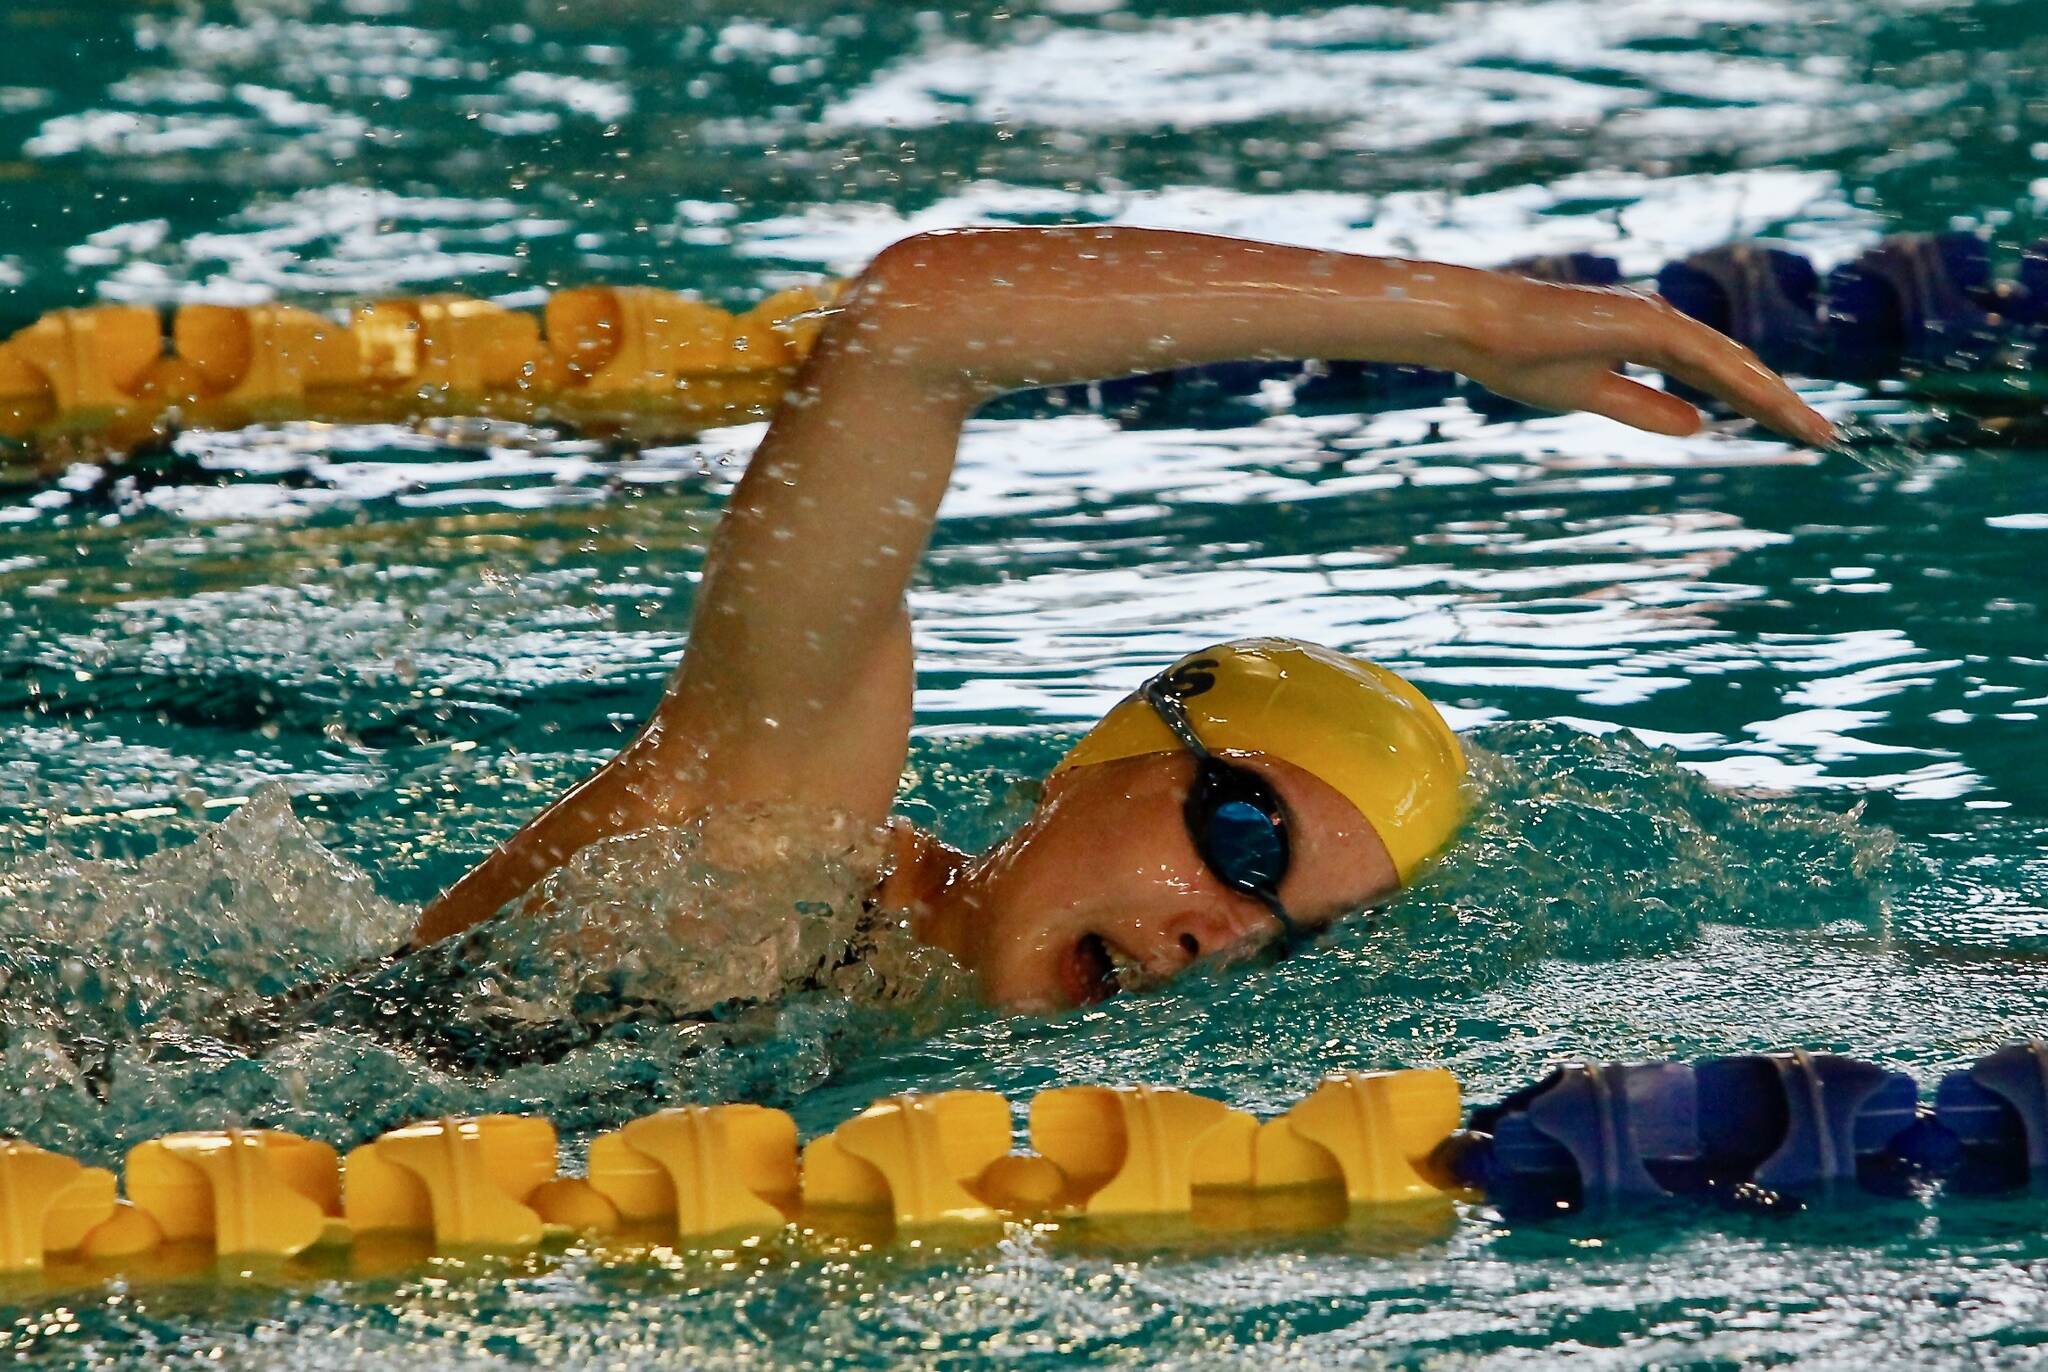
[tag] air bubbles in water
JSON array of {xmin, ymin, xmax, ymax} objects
[
  {"xmin": 1380, "ymin": 722, "xmax": 1921, "ymax": 986},
  {"xmin": 0, "ymin": 789, "xmax": 971, "ymax": 1163}
]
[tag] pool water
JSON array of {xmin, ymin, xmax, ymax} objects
[{"xmin": 5, "ymin": 0, "xmax": 2048, "ymax": 1365}]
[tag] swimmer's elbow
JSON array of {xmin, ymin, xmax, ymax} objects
[
  {"xmin": 856, "ymin": 229, "xmax": 992, "ymax": 299},
  {"xmin": 827, "ymin": 231, "xmax": 1015, "ymax": 391},
  {"xmin": 841, "ymin": 233, "xmax": 969, "ymax": 334}
]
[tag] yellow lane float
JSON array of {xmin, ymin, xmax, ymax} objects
[
  {"xmin": 802, "ymin": 1090, "xmax": 1012, "ymax": 1227},
  {"xmin": 0, "ymin": 282, "xmax": 843, "ymax": 471},
  {"xmin": 344, "ymin": 1115, "xmax": 557, "ymax": 1249},
  {"xmin": 124, "ymin": 1129, "xmax": 340, "ymax": 1259},
  {"xmin": 0, "ymin": 1068, "xmax": 1467, "ymax": 1281},
  {"xmin": 1190, "ymin": 1069, "xmax": 1462, "ymax": 1203},
  {"xmin": 587, "ymin": 1103, "xmax": 799, "ymax": 1239},
  {"xmin": 0, "ymin": 1138, "xmax": 119, "ymax": 1273},
  {"xmin": 1032, "ymin": 1085, "xmax": 1248, "ymax": 1217}
]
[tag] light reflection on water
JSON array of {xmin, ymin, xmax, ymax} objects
[
  {"xmin": 5, "ymin": 0, "xmax": 2048, "ymax": 1366},
  {"xmin": 818, "ymin": 0, "xmax": 1896, "ymax": 146},
  {"xmin": 738, "ymin": 168, "xmax": 1891, "ymax": 281}
]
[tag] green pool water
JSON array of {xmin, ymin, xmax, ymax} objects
[{"xmin": 5, "ymin": 0, "xmax": 2048, "ymax": 1366}]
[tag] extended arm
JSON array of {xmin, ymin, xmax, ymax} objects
[{"xmin": 414, "ymin": 226, "xmax": 1831, "ymax": 944}]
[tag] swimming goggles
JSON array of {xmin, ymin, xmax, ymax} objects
[{"xmin": 1140, "ymin": 674, "xmax": 1305, "ymax": 951}]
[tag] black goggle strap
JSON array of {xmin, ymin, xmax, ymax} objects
[
  {"xmin": 1141, "ymin": 676, "xmax": 1305, "ymax": 949},
  {"xmin": 1141, "ymin": 674, "xmax": 1212, "ymax": 757}
]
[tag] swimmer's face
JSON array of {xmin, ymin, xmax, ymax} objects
[{"xmin": 952, "ymin": 752, "xmax": 1399, "ymax": 1010}]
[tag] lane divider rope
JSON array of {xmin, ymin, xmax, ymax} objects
[
  {"xmin": 5, "ymin": 1042, "xmax": 2047, "ymax": 1275},
  {"xmin": 3, "ymin": 229, "xmax": 2040, "ymax": 475}
]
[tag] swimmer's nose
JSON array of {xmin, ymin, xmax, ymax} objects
[{"xmin": 1162, "ymin": 907, "xmax": 1268, "ymax": 966}]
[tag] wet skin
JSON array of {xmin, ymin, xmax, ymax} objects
[{"xmin": 888, "ymin": 751, "xmax": 1399, "ymax": 1010}]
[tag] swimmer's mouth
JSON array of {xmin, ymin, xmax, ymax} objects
[{"xmin": 1063, "ymin": 932, "xmax": 1149, "ymax": 1007}]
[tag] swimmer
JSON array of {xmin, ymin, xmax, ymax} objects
[{"xmin": 406, "ymin": 226, "xmax": 1834, "ymax": 1012}]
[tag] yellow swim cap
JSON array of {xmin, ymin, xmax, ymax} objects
[{"xmin": 1051, "ymin": 638, "xmax": 1466, "ymax": 882}]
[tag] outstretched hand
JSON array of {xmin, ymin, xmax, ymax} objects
[{"xmin": 1438, "ymin": 276, "xmax": 1837, "ymax": 448}]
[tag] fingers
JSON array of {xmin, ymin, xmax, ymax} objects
[
  {"xmin": 1578, "ymin": 371, "xmax": 1702, "ymax": 437},
  {"xmin": 1464, "ymin": 277, "xmax": 1836, "ymax": 445},
  {"xmin": 1465, "ymin": 361, "xmax": 1698, "ymax": 436},
  {"xmin": 1615, "ymin": 296, "xmax": 1835, "ymax": 447}
]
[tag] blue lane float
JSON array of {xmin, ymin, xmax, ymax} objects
[
  {"xmin": 1455, "ymin": 1044, "xmax": 2043, "ymax": 1215},
  {"xmin": 1697, "ymin": 1052, "xmax": 1921, "ymax": 1194},
  {"xmin": 1823, "ymin": 232, "xmax": 2009, "ymax": 378},
  {"xmin": 1463, "ymin": 1061, "xmax": 1697, "ymax": 1208},
  {"xmin": 1919, "ymin": 1040, "xmax": 2048, "ymax": 1192},
  {"xmin": 1657, "ymin": 245, "xmax": 1827, "ymax": 376}
]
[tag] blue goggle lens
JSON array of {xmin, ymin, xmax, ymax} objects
[{"xmin": 1196, "ymin": 795, "xmax": 1288, "ymax": 896}]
